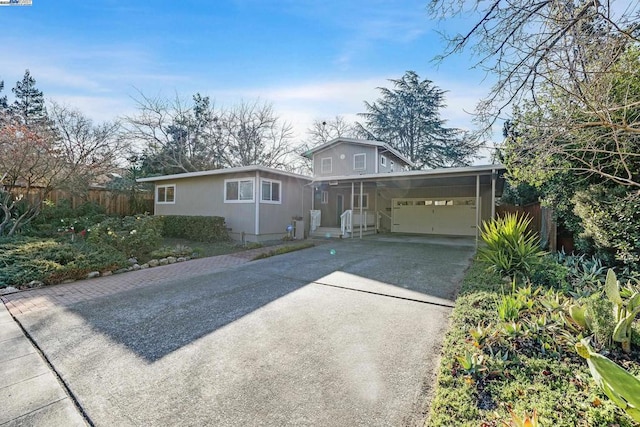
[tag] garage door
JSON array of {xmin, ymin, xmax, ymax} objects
[{"xmin": 391, "ymin": 198, "xmax": 478, "ymax": 236}]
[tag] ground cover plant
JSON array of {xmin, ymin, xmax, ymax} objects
[
  {"xmin": 0, "ymin": 237, "xmax": 128, "ymax": 287},
  {"xmin": 428, "ymin": 215, "xmax": 640, "ymax": 426}
]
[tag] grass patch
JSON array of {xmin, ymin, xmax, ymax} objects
[
  {"xmin": 158, "ymin": 237, "xmax": 244, "ymax": 260},
  {"xmin": 427, "ymin": 259, "xmax": 638, "ymax": 427},
  {"xmin": 252, "ymin": 242, "xmax": 315, "ymax": 260}
]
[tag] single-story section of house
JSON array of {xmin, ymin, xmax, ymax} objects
[{"xmin": 137, "ymin": 166, "xmax": 313, "ymax": 242}]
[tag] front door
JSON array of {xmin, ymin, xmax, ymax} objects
[{"xmin": 336, "ymin": 194, "xmax": 343, "ymax": 225}]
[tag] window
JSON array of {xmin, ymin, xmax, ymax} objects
[
  {"xmin": 321, "ymin": 157, "xmax": 332, "ymax": 174},
  {"xmin": 225, "ymin": 178, "xmax": 254, "ymax": 203},
  {"xmin": 353, "ymin": 193, "xmax": 369, "ymax": 209},
  {"xmin": 380, "ymin": 155, "xmax": 387, "ymax": 167},
  {"xmin": 321, "ymin": 191, "xmax": 329, "ymax": 204},
  {"xmin": 353, "ymin": 153, "xmax": 366, "ymax": 170},
  {"xmin": 261, "ymin": 179, "xmax": 281, "ymax": 203},
  {"xmin": 156, "ymin": 185, "xmax": 175, "ymax": 204},
  {"xmin": 390, "ymin": 160, "xmax": 395, "ymax": 172}
]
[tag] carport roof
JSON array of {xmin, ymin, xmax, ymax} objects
[{"xmin": 310, "ymin": 163, "xmax": 505, "ymax": 184}]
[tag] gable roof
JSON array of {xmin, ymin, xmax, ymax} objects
[
  {"xmin": 302, "ymin": 138, "xmax": 415, "ymax": 167},
  {"xmin": 136, "ymin": 165, "xmax": 312, "ymax": 183}
]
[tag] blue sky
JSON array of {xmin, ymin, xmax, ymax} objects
[{"xmin": 0, "ymin": 0, "xmax": 497, "ymax": 155}]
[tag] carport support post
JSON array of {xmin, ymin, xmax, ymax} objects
[
  {"xmin": 351, "ymin": 182, "xmax": 355, "ymax": 238},
  {"xmin": 475, "ymin": 174, "xmax": 480, "ymax": 247},
  {"xmin": 359, "ymin": 181, "xmax": 363, "ymax": 239},
  {"xmin": 491, "ymin": 169, "xmax": 496, "ymax": 219}
]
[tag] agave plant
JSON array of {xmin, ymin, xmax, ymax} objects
[{"xmin": 478, "ymin": 212, "xmax": 544, "ymax": 280}]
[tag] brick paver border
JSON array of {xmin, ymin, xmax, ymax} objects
[{"xmin": 1, "ymin": 244, "xmax": 313, "ymax": 317}]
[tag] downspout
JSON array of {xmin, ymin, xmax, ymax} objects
[
  {"xmin": 351, "ymin": 182, "xmax": 354, "ymax": 238},
  {"xmin": 375, "ymin": 147, "xmax": 379, "ymax": 173}
]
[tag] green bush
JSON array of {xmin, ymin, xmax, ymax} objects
[
  {"xmin": 573, "ymin": 185, "xmax": 640, "ymax": 269},
  {"xmin": 160, "ymin": 215, "xmax": 229, "ymax": 242},
  {"xmin": 30, "ymin": 199, "xmax": 109, "ymax": 237},
  {"xmin": 478, "ymin": 212, "xmax": 544, "ymax": 279},
  {"xmin": 530, "ymin": 255, "xmax": 570, "ymax": 289},
  {"xmin": 0, "ymin": 237, "xmax": 127, "ymax": 287},
  {"xmin": 87, "ymin": 215, "xmax": 163, "ymax": 259}
]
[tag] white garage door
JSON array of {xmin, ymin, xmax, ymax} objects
[{"xmin": 391, "ymin": 197, "xmax": 478, "ymax": 236}]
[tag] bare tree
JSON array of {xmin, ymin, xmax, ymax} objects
[
  {"xmin": 306, "ymin": 116, "xmax": 357, "ymax": 146},
  {"xmin": 221, "ymin": 101, "xmax": 296, "ymax": 170},
  {"xmin": 125, "ymin": 92, "xmax": 226, "ymax": 175},
  {"xmin": 430, "ymin": 0, "xmax": 640, "ymax": 186},
  {"xmin": 49, "ymin": 102, "xmax": 126, "ymax": 196}
]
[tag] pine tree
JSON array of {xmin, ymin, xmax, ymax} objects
[{"xmin": 11, "ymin": 70, "xmax": 48, "ymax": 125}]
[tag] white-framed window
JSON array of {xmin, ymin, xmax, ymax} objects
[
  {"xmin": 224, "ymin": 178, "xmax": 255, "ymax": 203},
  {"xmin": 261, "ymin": 179, "xmax": 281, "ymax": 204},
  {"xmin": 321, "ymin": 191, "xmax": 329, "ymax": 204},
  {"xmin": 321, "ymin": 157, "xmax": 332, "ymax": 174},
  {"xmin": 156, "ymin": 184, "xmax": 175, "ymax": 204},
  {"xmin": 354, "ymin": 153, "xmax": 366, "ymax": 170},
  {"xmin": 390, "ymin": 160, "xmax": 395, "ymax": 172},
  {"xmin": 352, "ymin": 193, "xmax": 369, "ymax": 209},
  {"xmin": 380, "ymin": 155, "xmax": 387, "ymax": 167}
]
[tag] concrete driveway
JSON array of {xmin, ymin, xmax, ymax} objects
[{"xmin": 4, "ymin": 237, "xmax": 475, "ymax": 426}]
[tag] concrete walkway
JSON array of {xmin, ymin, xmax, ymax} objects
[{"xmin": 0, "ymin": 302, "xmax": 86, "ymax": 426}]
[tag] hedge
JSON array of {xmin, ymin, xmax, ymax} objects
[{"xmin": 160, "ymin": 215, "xmax": 229, "ymax": 242}]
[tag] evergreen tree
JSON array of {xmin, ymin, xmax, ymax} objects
[
  {"xmin": 11, "ymin": 70, "xmax": 48, "ymax": 125},
  {"xmin": 356, "ymin": 71, "xmax": 480, "ymax": 169}
]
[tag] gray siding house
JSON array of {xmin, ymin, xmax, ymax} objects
[
  {"xmin": 138, "ymin": 138, "xmax": 505, "ymax": 242},
  {"xmin": 138, "ymin": 166, "xmax": 312, "ymax": 242}
]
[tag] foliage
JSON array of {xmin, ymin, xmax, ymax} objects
[
  {"xmin": 428, "ymin": 259, "xmax": 638, "ymax": 427},
  {"xmin": 603, "ymin": 269, "xmax": 640, "ymax": 353},
  {"xmin": 252, "ymin": 242, "xmax": 315, "ymax": 260},
  {"xmin": 150, "ymin": 244, "xmax": 194, "ymax": 259},
  {"xmin": 573, "ymin": 185, "xmax": 640, "ymax": 269},
  {"xmin": 160, "ymin": 215, "xmax": 229, "ymax": 242},
  {"xmin": 576, "ymin": 338, "xmax": 640, "ymax": 423},
  {"xmin": 529, "ymin": 255, "xmax": 569, "ymax": 291},
  {"xmin": 355, "ymin": 70, "xmax": 481, "ymax": 169},
  {"xmin": 555, "ymin": 251, "xmax": 607, "ymax": 297},
  {"xmin": 0, "ymin": 237, "xmax": 127, "ymax": 287},
  {"xmin": 87, "ymin": 215, "xmax": 163, "ymax": 259},
  {"xmin": 29, "ymin": 199, "xmax": 108, "ymax": 236},
  {"xmin": 478, "ymin": 213, "xmax": 544, "ymax": 279}
]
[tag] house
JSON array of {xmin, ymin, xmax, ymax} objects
[
  {"xmin": 302, "ymin": 138, "xmax": 505, "ymax": 239},
  {"xmin": 137, "ymin": 166, "xmax": 313, "ymax": 242},
  {"xmin": 138, "ymin": 138, "xmax": 505, "ymax": 242}
]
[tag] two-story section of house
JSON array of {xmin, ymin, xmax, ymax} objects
[
  {"xmin": 306, "ymin": 137, "xmax": 414, "ymax": 178},
  {"xmin": 303, "ymin": 137, "xmax": 505, "ymax": 239}
]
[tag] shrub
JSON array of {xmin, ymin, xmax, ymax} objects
[
  {"xmin": 160, "ymin": 215, "xmax": 229, "ymax": 242},
  {"xmin": 478, "ymin": 212, "xmax": 544, "ymax": 279},
  {"xmin": 573, "ymin": 185, "xmax": 640, "ymax": 269},
  {"xmin": 30, "ymin": 199, "xmax": 109, "ymax": 237},
  {"xmin": 0, "ymin": 237, "xmax": 127, "ymax": 287},
  {"xmin": 87, "ymin": 215, "xmax": 163, "ymax": 259},
  {"xmin": 530, "ymin": 255, "xmax": 569, "ymax": 289}
]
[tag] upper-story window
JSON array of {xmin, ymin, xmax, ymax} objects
[
  {"xmin": 321, "ymin": 157, "xmax": 332, "ymax": 174},
  {"xmin": 157, "ymin": 184, "xmax": 175, "ymax": 204},
  {"xmin": 380, "ymin": 155, "xmax": 387, "ymax": 167},
  {"xmin": 354, "ymin": 153, "xmax": 366, "ymax": 171}
]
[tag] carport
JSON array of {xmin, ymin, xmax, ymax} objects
[{"xmin": 310, "ymin": 165, "xmax": 506, "ymax": 239}]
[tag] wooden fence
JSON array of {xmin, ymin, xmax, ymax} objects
[
  {"xmin": 496, "ymin": 202, "xmax": 558, "ymax": 251},
  {"xmin": 18, "ymin": 187, "xmax": 154, "ymax": 217}
]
